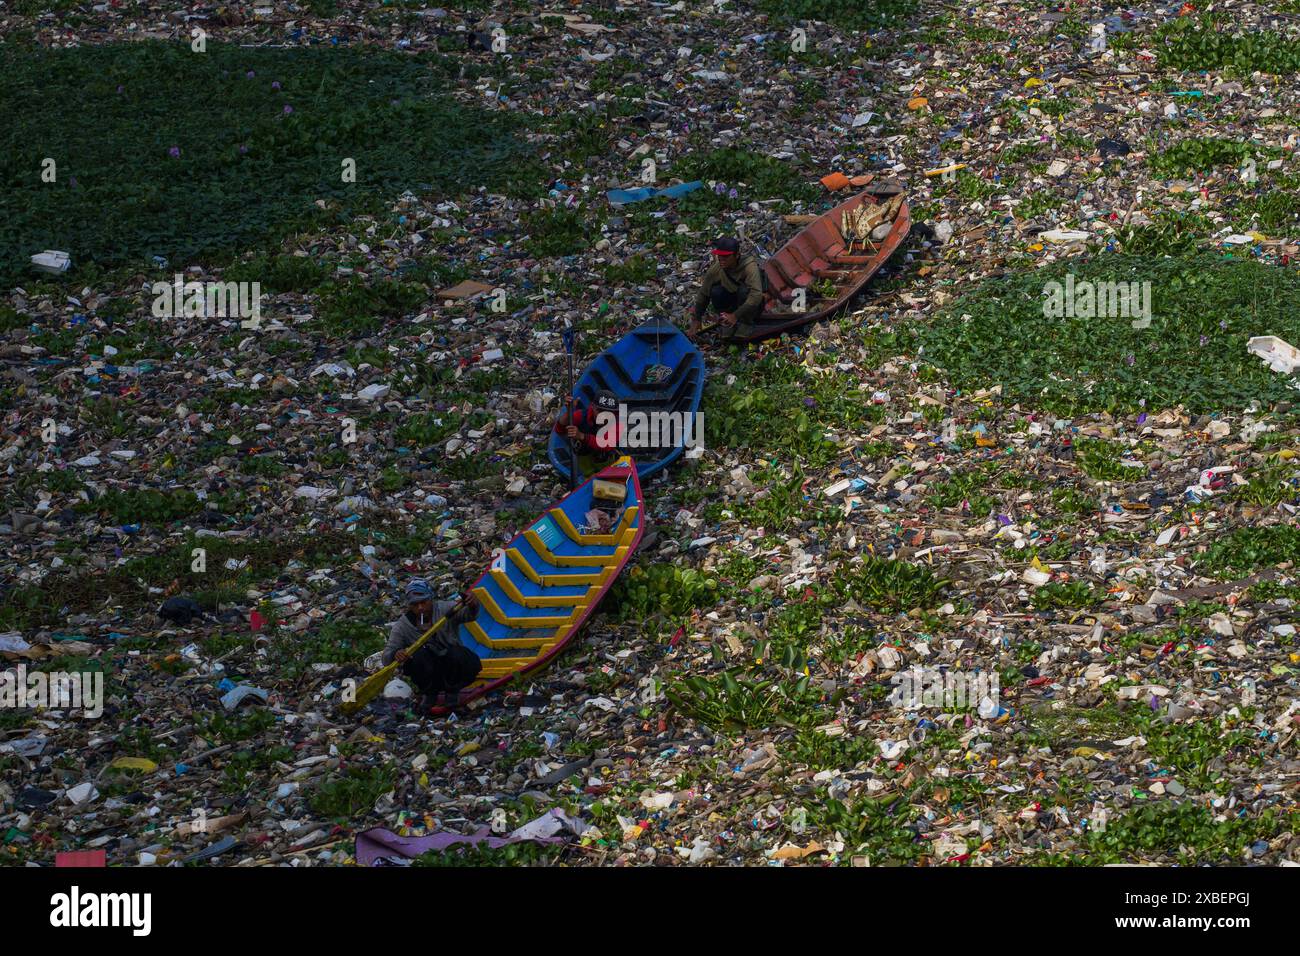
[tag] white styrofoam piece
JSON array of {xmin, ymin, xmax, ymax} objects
[
  {"xmin": 31, "ymin": 250, "xmax": 71, "ymax": 274},
  {"xmin": 1248, "ymin": 335, "xmax": 1300, "ymax": 375}
]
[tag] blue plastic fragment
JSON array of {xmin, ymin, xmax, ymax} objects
[{"xmin": 607, "ymin": 180, "xmax": 703, "ymax": 206}]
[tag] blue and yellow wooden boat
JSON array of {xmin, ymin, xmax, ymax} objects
[
  {"xmin": 445, "ymin": 455, "xmax": 644, "ymax": 708},
  {"xmin": 549, "ymin": 321, "xmax": 705, "ymax": 483}
]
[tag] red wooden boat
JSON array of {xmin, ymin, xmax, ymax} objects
[{"xmin": 731, "ymin": 183, "xmax": 910, "ymax": 342}]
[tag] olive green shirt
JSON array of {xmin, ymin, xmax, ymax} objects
[{"xmin": 693, "ymin": 255, "xmax": 765, "ymax": 323}]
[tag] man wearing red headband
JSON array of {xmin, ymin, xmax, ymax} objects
[{"xmin": 688, "ymin": 236, "xmax": 765, "ymax": 339}]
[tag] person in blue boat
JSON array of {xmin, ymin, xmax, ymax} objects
[
  {"xmin": 688, "ymin": 236, "xmax": 765, "ymax": 340},
  {"xmin": 383, "ymin": 578, "xmax": 481, "ymax": 711},
  {"xmin": 554, "ymin": 389, "xmax": 623, "ymax": 476}
]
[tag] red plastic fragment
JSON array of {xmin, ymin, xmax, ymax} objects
[{"xmin": 55, "ymin": 850, "xmax": 106, "ymax": 868}]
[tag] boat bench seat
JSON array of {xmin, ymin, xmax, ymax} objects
[
  {"xmin": 601, "ymin": 350, "xmax": 693, "ymax": 395},
  {"xmin": 763, "ymin": 262, "xmax": 787, "ymax": 290},
  {"xmin": 768, "ymin": 258, "xmax": 800, "ymax": 289}
]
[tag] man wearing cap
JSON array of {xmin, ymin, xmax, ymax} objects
[
  {"xmin": 689, "ymin": 236, "xmax": 765, "ymax": 340},
  {"xmin": 383, "ymin": 579, "xmax": 482, "ymax": 710},
  {"xmin": 553, "ymin": 388, "xmax": 624, "ymax": 476}
]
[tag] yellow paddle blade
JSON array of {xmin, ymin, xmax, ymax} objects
[
  {"xmin": 340, "ymin": 659, "xmax": 400, "ymax": 715},
  {"xmin": 338, "ymin": 609, "xmax": 455, "ymax": 716}
]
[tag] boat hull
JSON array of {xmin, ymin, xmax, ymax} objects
[
  {"xmin": 440, "ymin": 456, "xmax": 644, "ymax": 708},
  {"xmin": 734, "ymin": 184, "xmax": 910, "ymax": 342},
  {"xmin": 549, "ymin": 321, "xmax": 705, "ymax": 482}
]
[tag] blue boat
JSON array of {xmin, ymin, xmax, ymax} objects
[
  {"xmin": 549, "ymin": 321, "xmax": 705, "ymax": 482},
  {"xmin": 445, "ymin": 456, "xmax": 644, "ymax": 708}
]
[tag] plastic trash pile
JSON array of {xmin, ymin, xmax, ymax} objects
[{"xmin": 3, "ymin": 0, "xmax": 1300, "ymax": 868}]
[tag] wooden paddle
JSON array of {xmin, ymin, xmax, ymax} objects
[
  {"xmin": 563, "ymin": 323, "xmax": 578, "ymax": 490},
  {"xmin": 340, "ymin": 596, "xmax": 468, "ymax": 716},
  {"xmin": 688, "ymin": 313, "xmax": 737, "ymax": 339}
]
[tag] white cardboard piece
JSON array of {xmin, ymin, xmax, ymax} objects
[
  {"xmin": 31, "ymin": 250, "xmax": 71, "ymax": 274},
  {"xmin": 1247, "ymin": 335, "xmax": 1300, "ymax": 375}
]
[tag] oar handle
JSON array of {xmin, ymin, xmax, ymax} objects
[{"xmin": 566, "ymin": 347, "xmax": 578, "ymax": 490}]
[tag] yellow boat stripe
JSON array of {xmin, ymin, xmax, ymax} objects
[
  {"xmin": 491, "ymin": 568, "xmax": 589, "ymax": 608},
  {"xmin": 479, "ymin": 657, "xmax": 551, "ymax": 678},
  {"xmin": 474, "ymin": 587, "xmax": 580, "ymax": 628},
  {"xmin": 542, "ymin": 568, "xmax": 603, "ymax": 586},
  {"xmin": 610, "ymin": 505, "xmax": 639, "ymax": 541},
  {"xmin": 548, "ymin": 507, "xmax": 594, "ymax": 543},
  {"xmin": 509, "ymin": 541, "xmax": 605, "ymax": 587},
  {"xmin": 548, "ymin": 505, "xmax": 639, "ymax": 547},
  {"xmin": 467, "ymin": 619, "xmax": 565, "ymax": 650},
  {"xmin": 523, "ymin": 529, "xmax": 616, "ymax": 567},
  {"xmin": 459, "ymin": 465, "xmax": 637, "ymax": 684},
  {"xmin": 508, "ymin": 546, "xmax": 605, "ymax": 587},
  {"xmin": 506, "ymin": 548, "xmax": 543, "ymax": 585},
  {"xmin": 465, "ymin": 618, "xmax": 493, "ymax": 646}
]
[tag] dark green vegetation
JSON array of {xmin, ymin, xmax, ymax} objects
[
  {"xmin": 918, "ymin": 255, "xmax": 1300, "ymax": 415},
  {"xmin": 0, "ymin": 41, "xmax": 530, "ymax": 284},
  {"xmin": 675, "ymin": 148, "xmax": 821, "ymax": 208},
  {"xmin": 666, "ymin": 671, "xmax": 822, "ymax": 732},
  {"xmin": 807, "ymin": 794, "xmax": 927, "ymax": 863},
  {"xmin": 316, "ymin": 279, "xmax": 428, "ymax": 337},
  {"xmin": 753, "ymin": 0, "xmax": 918, "ymax": 32},
  {"xmin": 611, "ymin": 145, "xmax": 829, "ymax": 257},
  {"xmin": 705, "ymin": 348, "xmax": 887, "ymax": 467},
  {"xmin": 522, "ymin": 205, "xmax": 591, "ymax": 258},
  {"xmin": 835, "ymin": 556, "xmax": 950, "ymax": 612},
  {"xmin": 1197, "ymin": 525, "xmax": 1300, "ymax": 579},
  {"xmin": 664, "ymin": 558, "xmax": 948, "ymax": 732},
  {"xmin": 1075, "ymin": 439, "xmax": 1145, "ymax": 483},
  {"xmin": 1235, "ymin": 458, "xmax": 1300, "ymax": 507},
  {"xmin": 1154, "ymin": 16, "xmax": 1300, "ymax": 74},
  {"xmin": 0, "ymin": 531, "xmax": 355, "ymax": 631},
  {"xmin": 1235, "ymin": 181, "xmax": 1300, "ymax": 235},
  {"xmin": 309, "ymin": 767, "xmax": 395, "ymax": 819},
  {"xmin": 1146, "ymin": 137, "xmax": 1262, "ymax": 179},
  {"xmin": 609, "ymin": 563, "xmax": 721, "ymax": 633},
  {"xmin": 927, "ymin": 469, "xmax": 998, "ymax": 515},
  {"xmin": 1046, "ymin": 802, "xmax": 1294, "ymax": 866},
  {"xmin": 76, "ymin": 488, "xmax": 201, "ymax": 524},
  {"xmin": 1031, "ymin": 580, "xmax": 1101, "ymax": 611},
  {"xmin": 413, "ymin": 840, "xmax": 564, "ymax": 866},
  {"xmin": 269, "ymin": 618, "xmax": 388, "ymax": 679},
  {"xmin": 1115, "ymin": 210, "xmax": 1213, "ymax": 257}
]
